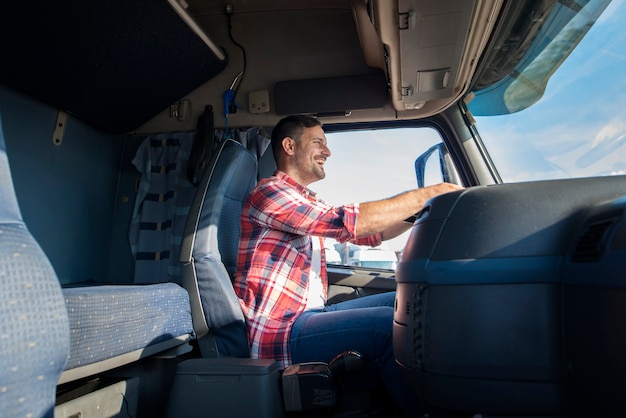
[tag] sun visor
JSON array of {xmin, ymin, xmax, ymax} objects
[
  {"xmin": 274, "ymin": 72, "xmax": 388, "ymax": 116},
  {"xmin": 371, "ymin": 0, "xmax": 476, "ymax": 111}
]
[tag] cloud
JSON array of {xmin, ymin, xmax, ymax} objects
[{"xmin": 576, "ymin": 120, "xmax": 626, "ymax": 168}]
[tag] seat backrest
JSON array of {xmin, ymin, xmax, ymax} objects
[
  {"xmin": 179, "ymin": 138, "xmax": 257, "ymax": 358},
  {"xmin": 0, "ymin": 115, "xmax": 70, "ymax": 417}
]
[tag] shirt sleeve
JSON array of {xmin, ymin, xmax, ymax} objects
[
  {"xmin": 248, "ymin": 180, "xmax": 361, "ymax": 243},
  {"xmin": 352, "ymin": 233, "xmax": 383, "ymax": 248}
]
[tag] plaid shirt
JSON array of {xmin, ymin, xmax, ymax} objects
[{"xmin": 233, "ymin": 171, "xmax": 381, "ymax": 368}]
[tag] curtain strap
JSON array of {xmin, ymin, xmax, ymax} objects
[{"xmin": 187, "ymin": 105, "xmax": 215, "ymax": 185}]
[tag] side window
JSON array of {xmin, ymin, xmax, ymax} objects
[{"xmin": 314, "ymin": 126, "xmax": 449, "ymax": 269}]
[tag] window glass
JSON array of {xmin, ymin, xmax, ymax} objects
[
  {"xmin": 472, "ymin": 0, "xmax": 626, "ymax": 183},
  {"xmin": 313, "ymin": 127, "xmax": 444, "ymax": 268}
]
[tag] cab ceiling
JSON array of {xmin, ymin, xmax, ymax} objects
[
  {"xmin": 140, "ymin": 0, "xmax": 500, "ymax": 132},
  {"xmin": 0, "ymin": 0, "xmax": 500, "ymax": 134}
]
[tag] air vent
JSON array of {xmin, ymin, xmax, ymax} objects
[{"xmin": 571, "ymin": 219, "xmax": 615, "ymax": 262}]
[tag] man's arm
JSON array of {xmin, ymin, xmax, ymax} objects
[
  {"xmin": 356, "ymin": 183, "xmax": 463, "ymax": 238},
  {"xmin": 380, "ymin": 221, "xmax": 413, "ymax": 241}
]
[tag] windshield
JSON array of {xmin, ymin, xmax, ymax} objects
[
  {"xmin": 470, "ymin": 0, "xmax": 626, "ymax": 182},
  {"xmin": 301, "ymin": 0, "xmax": 624, "ymax": 266}
]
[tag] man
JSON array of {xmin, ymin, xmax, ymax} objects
[{"xmin": 233, "ymin": 115, "xmax": 463, "ymax": 416}]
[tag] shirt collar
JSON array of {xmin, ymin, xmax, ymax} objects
[{"xmin": 274, "ymin": 170, "xmax": 318, "ymax": 201}]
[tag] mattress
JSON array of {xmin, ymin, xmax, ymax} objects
[{"xmin": 62, "ymin": 283, "xmax": 193, "ymax": 373}]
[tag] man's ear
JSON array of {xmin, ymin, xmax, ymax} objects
[{"xmin": 282, "ymin": 137, "xmax": 295, "ymax": 156}]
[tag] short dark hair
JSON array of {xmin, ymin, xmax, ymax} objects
[{"xmin": 271, "ymin": 115, "xmax": 322, "ymax": 164}]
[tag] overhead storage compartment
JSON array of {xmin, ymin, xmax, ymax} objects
[{"xmin": 0, "ymin": 0, "xmax": 227, "ymax": 134}]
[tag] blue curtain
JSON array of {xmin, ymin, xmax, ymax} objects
[{"xmin": 129, "ymin": 128, "xmax": 270, "ymax": 284}]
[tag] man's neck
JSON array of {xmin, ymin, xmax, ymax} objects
[{"xmin": 278, "ymin": 166, "xmax": 312, "ymax": 188}]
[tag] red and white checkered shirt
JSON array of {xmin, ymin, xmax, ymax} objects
[{"xmin": 233, "ymin": 171, "xmax": 381, "ymax": 368}]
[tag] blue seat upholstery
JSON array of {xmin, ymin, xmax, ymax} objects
[
  {"xmin": 179, "ymin": 138, "xmax": 257, "ymax": 358},
  {"xmin": 0, "ymin": 114, "xmax": 70, "ymax": 417},
  {"xmin": 0, "ymin": 113, "xmax": 194, "ymax": 393}
]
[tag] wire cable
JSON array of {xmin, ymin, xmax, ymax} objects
[{"xmin": 226, "ymin": 6, "xmax": 247, "ymax": 106}]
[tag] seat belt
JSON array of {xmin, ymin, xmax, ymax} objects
[
  {"xmin": 197, "ymin": 330, "xmax": 221, "ymax": 358},
  {"xmin": 187, "ymin": 105, "xmax": 216, "ymax": 186}
]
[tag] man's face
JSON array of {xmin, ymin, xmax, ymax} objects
[{"xmin": 293, "ymin": 125, "xmax": 331, "ymax": 185}]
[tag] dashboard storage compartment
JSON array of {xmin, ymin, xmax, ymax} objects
[
  {"xmin": 394, "ymin": 281, "xmax": 563, "ymax": 414},
  {"xmin": 394, "ymin": 177, "xmax": 626, "ymax": 415},
  {"xmin": 563, "ymin": 196, "xmax": 626, "ymax": 416}
]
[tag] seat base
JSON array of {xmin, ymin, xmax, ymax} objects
[{"xmin": 166, "ymin": 358, "xmax": 285, "ymax": 418}]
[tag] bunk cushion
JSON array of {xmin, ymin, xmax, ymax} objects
[{"xmin": 63, "ymin": 283, "xmax": 193, "ymax": 371}]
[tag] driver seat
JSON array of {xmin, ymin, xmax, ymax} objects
[
  {"xmin": 179, "ymin": 137, "xmax": 253, "ymax": 358},
  {"xmin": 170, "ymin": 137, "xmax": 377, "ymax": 417}
]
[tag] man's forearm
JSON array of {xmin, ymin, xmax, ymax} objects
[
  {"xmin": 380, "ymin": 222, "xmax": 413, "ymax": 241},
  {"xmin": 356, "ymin": 183, "xmax": 462, "ymax": 238}
]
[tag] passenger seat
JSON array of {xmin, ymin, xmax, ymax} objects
[
  {"xmin": 0, "ymin": 110, "xmax": 195, "ymax": 404},
  {"xmin": 0, "ymin": 112, "xmax": 70, "ymax": 418}
]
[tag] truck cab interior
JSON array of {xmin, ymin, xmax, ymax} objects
[{"xmin": 1, "ymin": 0, "xmax": 624, "ymax": 417}]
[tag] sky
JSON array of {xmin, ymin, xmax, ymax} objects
[
  {"xmin": 311, "ymin": 0, "xmax": 626, "ymax": 252},
  {"xmin": 313, "ymin": 128, "xmax": 443, "ymax": 252}
]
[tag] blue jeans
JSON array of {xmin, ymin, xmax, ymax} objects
[{"xmin": 289, "ymin": 291, "xmax": 421, "ymax": 417}]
